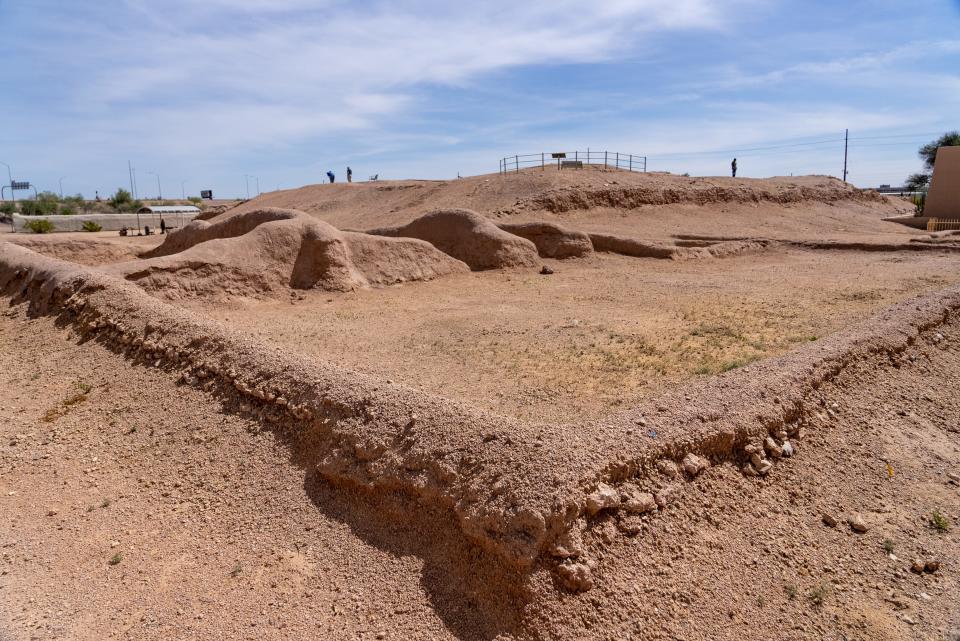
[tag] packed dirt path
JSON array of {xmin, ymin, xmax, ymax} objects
[{"xmin": 1, "ymin": 273, "xmax": 959, "ymax": 641}]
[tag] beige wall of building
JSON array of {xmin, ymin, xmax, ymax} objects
[{"xmin": 926, "ymin": 146, "xmax": 960, "ymax": 218}]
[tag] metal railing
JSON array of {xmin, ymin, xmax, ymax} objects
[
  {"xmin": 926, "ymin": 218, "xmax": 960, "ymax": 232},
  {"xmin": 498, "ymin": 150, "xmax": 647, "ymax": 175}
]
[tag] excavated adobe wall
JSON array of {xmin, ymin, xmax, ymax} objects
[
  {"xmin": 3, "ymin": 240, "xmax": 960, "ymax": 594},
  {"xmin": 512, "ymin": 181, "xmax": 887, "ymax": 214}
]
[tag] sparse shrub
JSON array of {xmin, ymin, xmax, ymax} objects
[
  {"xmin": 883, "ymin": 539, "xmax": 895, "ymax": 554},
  {"xmin": 230, "ymin": 561, "xmax": 243, "ymax": 577},
  {"xmin": 912, "ymin": 192, "xmax": 926, "ymax": 215},
  {"xmin": 25, "ymin": 219, "xmax": 55, "ymax": 234},
  {"xmin": 108, "ymin": 552, "xmax": 123, "ymax": 566},
  {"xmin": 81, "ymin": 220, "xmax": 102, "ymax": 232},
  {"xmin": 785, "ymin": 584, "xmax": 798, "ymax": 600},
  {"xmin": 59, "ymin": 204, "xmax": 77, "ymax": 216},
  {"xmin": 187, "ymin": 196, "xmax": 201, "ymax": 205},
  {"xmin": 930, "ymin": 510, "xmax": 950, "ymax": 533},
  {"xmin": 808, "ymin": 583, "xmax": 829, "ymax": 607},
  {"xmin": 0, "ymin": 202, "xmax": 14, "ymax": 216},
  {"xmin": 109, "ymin": 188, "xmax": 133, "ymax": 211}
]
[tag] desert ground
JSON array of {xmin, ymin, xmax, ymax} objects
[{"xmin": 2, "ymin": 167, "xmax": 958, "ymax": 640}]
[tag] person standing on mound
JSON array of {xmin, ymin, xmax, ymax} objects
[
  {"xmin": 731, "ymin": 158, "xmax": 737, "ymax": 178},
  {"xmin": 346, "ymin": 166, "xmax": 353, "ymax": 183},
  {"xmin": 326, "ymin": 170, "xmax": 335, "ymax": 184}
]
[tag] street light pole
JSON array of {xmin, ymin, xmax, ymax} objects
[
  {"xmin": 59, "ymin": 176, "xmax": 66, "ymax": 199},
  {"xmin": 0, "ymin": 161, "xmax": 13, "ymax": 203},
  {"xmin": 181, "ymin": 180, "xmax": 187, "ymax": 200},
  {"xmin": 244, "ymin": 174, "xmax": 251, "ymax": 199},
  {"xmin": 255, "ymin": 176, "xmax": 260, "ymax": 196}
]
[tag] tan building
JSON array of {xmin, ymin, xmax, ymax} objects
[{"xmin": 925, "ymin": 146, "xmax": 960, "ymax": 218}]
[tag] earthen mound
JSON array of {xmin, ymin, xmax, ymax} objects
[
  {"xmin": 368, "ymin": 208, "xmax": 539, "ymax": 270},
  {"xmin": 496, "ymin": 222, "xmax": 593, "ymax": 258},
  {"xmin": 588, "ymin": 233, "xmax": 677, "ymax": 258},
  {"xmin": 104, "ymin": 208, "xmax": 468, "ymax": 300}
]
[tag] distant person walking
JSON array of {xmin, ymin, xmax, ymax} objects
[
  {"xmin": 326, "ymin": 170, "xmax": 335, "ymax": 184},
  {"xmin": 731, "ymin": 158, "xmax": 737, "ymax": 178},
  {"xmin": 346, "ymin": 167, "xmax": 353, "ymax": 183},
  {"xmin": 160, "ymin": 217, "xmax": 166, "ymax": 234}
]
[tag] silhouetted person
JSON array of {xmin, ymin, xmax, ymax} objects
[
  {"xmin": 346, "ymin": 167, "xmax": 353, "ymax": 183},
  {"xmin": 160, "ymin": 217, "xmax": 166, "ymax": 234},
  {"xmin": 731, "ymin": 158, "xmax": 737, "ymax": 178},
  {"xmin": 327, "ymin": 170, "xmax": 335, "ymax": 184}
]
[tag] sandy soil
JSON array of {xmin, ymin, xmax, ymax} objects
[{"xmin": 185, "ymin": 248, "xmax": 958, "ymax": 423}]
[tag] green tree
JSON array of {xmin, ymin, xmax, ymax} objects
[
  {"xmin": 109, "ymin": 188, "xmax": 133, "ymax": 211},
  {"xmin": 904, "ymin": 173, "xmax": 930, "ymax": 191},
  {"xmin": 919, "ymin": 131, "xmax": 960, "ymax": 171}
]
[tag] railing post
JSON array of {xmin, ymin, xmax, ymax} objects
[
  {"xmin": 629, "ymin": 155, "xmax": 633, "ymax": 171},
  {"xmin": 515, "ymin": 155, "xmax": 519, "ymax": 173},
  {"xmin": 541, "ymin": 152, "xmax": 545, "ymax": 170},
  {"xmin": 605, "ymin": 151, "xmax": 608, "ymax": 168}
]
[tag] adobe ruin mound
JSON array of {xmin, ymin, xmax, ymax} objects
[
  {"xmin": 105, "ymin": 208, "xmax": 468, "ymax": 300},
  {"xmin": 496, "ymin": 221, "xmax": 593, "ymax": 258},
  {"xmin": 368, "ymin": 208, "xmax": 539, "ymax": 270}
]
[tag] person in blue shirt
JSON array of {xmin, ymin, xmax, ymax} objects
[{"xmin": 326, "ymin": 170, "xmax": 335, "ymax": 184}]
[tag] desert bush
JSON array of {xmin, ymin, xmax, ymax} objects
[
  {"xmin": 912, "ymin": 193, "xmax": 926, "ymax": 215},
  {"xmin": 59, "ymin": 204, "xmax": 77, "ymax": 216},
  {"xmin": 81, "ymin": 220, "xmax": 102, "ymax": 232},
  {"xmin": 25, "ymin": 219, "xmax": 55, "ymax": 234},
  {"xmin": 109, "ymin": 188, "xmax": 133, "ymax": 211},
  {"xmin": 0, "ymin": 202, "xmax": 14, "ymax": 216},
  {"xmin": 187, "ymin": 196, "xmax": 202, "ymax": 205}
]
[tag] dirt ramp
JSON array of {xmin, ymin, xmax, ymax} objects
[
  {"xmin": 497, "ymin": 222, "xmax": 593, "ymax": 258},
  {"xmin": 368, "ymin": 208, "xmax": 539, "ymax": 270},
  {"xmin": 587, "ymin": 233, "xmax": 678, "ymax": 259},
  {"xmin": 106, "ymin": 208, "xmax": 468, "ymax": 299}
]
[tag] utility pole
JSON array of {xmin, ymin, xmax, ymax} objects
[
  {"xmin": 0, "ymin": 161, "xmax": 14, "ymax": 203},
  {"xmin": 842, "ymin": 129, "xmax": 849, "ymax": 183},
  {"xmin": 255, "ymin": 176, "xmax": 260, "ymax": 196},
  {"xmin": 147, "ymin": 171, "xmax": 162, "ymax": 199},
  {"xmin": 128, "ymin": 161, "xmax": 134, "ymax": 197},
  {"xmin": 59, "ymin": 176, "xmax": 66, "ymax": 198},
  {"xmin": 244, "ymin": 174, "xmax": 251, "ymax": 199},
  {"xmin": 181, "ymin": 180, "xmax": 187, "ymax": 199}
]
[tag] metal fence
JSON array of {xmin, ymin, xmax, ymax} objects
[
  {"xmin": 926, "ymin": 218, "xmax": 960, "ymax": 232},
  {"xmin": 499, "ymin": 150, "xmax": 647, "ymax": 175}
]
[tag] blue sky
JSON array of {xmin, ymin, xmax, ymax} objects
[{"xmin": 2, "ymin": 0, "xmax": 958, "ymax": 198}]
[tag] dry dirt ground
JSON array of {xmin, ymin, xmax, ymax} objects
[{"xmin": 2, "ymin": 168, "xmax": 959, "ymax": 641}]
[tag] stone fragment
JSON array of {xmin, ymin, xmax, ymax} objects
[
  {"xmin": 910, "ymin": 559, "xmax": 925, "ymax": 574},
  {"xmin": 550, "ymin": 526, "xmax": 584, "ymax": 559},
  {"xmin": 924, "ymin": 560, "xmax": 940, "ymax": 574},
  {"xmin": 764, "ymin": 436, "xmax": 783, "ymax": 459},
  {"xmin": 757, "ymin": 459, "xmax": 773, "ymax": 475},
  {"xmin": 781, "ymin": 441, "xmax": 794, "ymax": 457},
  {"xmin": 623, "ymin": 491, "xmax": 657, "ymax": 514},
  {"xmin": 585, "ymin": 483, "xmax": 620, "ymax": 516},
  {"xmin": 682, "ymin": 453, "xmax": 709, "ymax": 477},
  {"xmin": 556, "ymin": 562, "xmax": 594, "ymax": 592},
  {"xmin": 657, "ymin": 460, "xmax": 679, "ymax": 478},
  {"xmin": 822, "ymin": 514, "xmax": 838, "ymax": 527},
  {"xmin": 848, "ymin": 514, "xmax": 869, "ymax": 533}
]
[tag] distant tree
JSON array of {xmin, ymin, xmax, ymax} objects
[
  {"xmin": 0, "ymin": 202, "xmax": 15, "ymax": 216},
  {"xmin": 904, "ymin": 131, "xmax": 959, "ymax": 190},
  {"xmin": 904, "ymin": 173, "xmax": 930, "ymax": 191},
  {"xmin": 919, "ymin": 131, "xmax": 960, "ymax": 171},
  {"xmin": 109, "ymin": 188, "xmax": 133, "ymax": 211}
]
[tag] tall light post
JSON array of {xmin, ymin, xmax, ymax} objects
[
  {"xmin": 254, "ymin": 176, "xmax": 260, "ymax": 196},
  {"xmin": 0, "ymin": 161, "xmax": 13, "ymax": 203},
  {"xmin": 243, "ymin": 174, "xmax": 252, "ymax": 199},
  {"xmin": 59, "ymin": 176, "xmax": 66, "ymax": 199},
  {"xmin": 147, "ymin": 172, "xmax": 162, "ymax": 200},
  {"xmin": 181, "ymin": 180, "xmax": 188, "ymax": 200}
]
